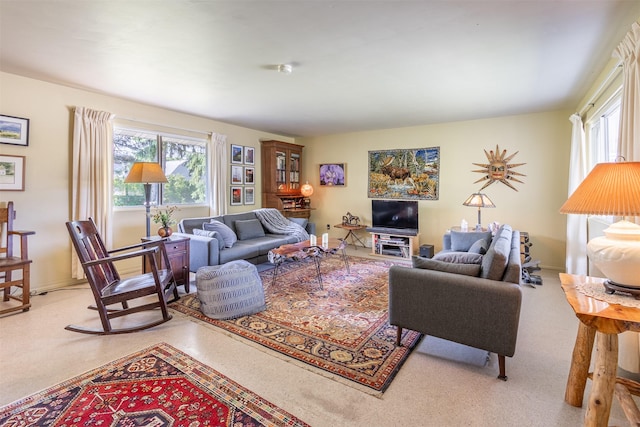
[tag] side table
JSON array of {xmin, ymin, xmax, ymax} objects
[
  {"xmin": 560, "ymin": 273, "xmax": 640, "ymax": 426},
  {"xmin": 334, "ymin": 223, "xmax": 368, "ymax": 249},
  {"xmin": 142, "ymin": 235, "xmax": 191, "ymax": 293}
]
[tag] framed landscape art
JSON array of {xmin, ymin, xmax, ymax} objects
[
  {"xmin": 244, "ymin": 186, "xmax": 255, "ymax": 205},
  {"xmin": 0, "ymin": 115, "xmax": 29, "ymax": 146},
  {"xmin": 244, "ymin": 167, "xmax": 255, "ymax": 184},
  {"xmin": 231, "ymin": 165, "xmax": 243, "ymax": 184},
  {"xmin": 244, "ymin": 146, "xmax": 255, "ymax": 165},
  {"xmin": 231, "ymin": 186, "xmax": 243, "ymax": 205},
  {"xmin": 368, "ymin": 147, "xmax": 440, "ymax": 200},
  {"xmin": 0, "ymin": 154, "xmax": 25, "ymax": 191},
  {"xmin": 231, "ymin": 145, "xmax": 243, "ymax": 164}
]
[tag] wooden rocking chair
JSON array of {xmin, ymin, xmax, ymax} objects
[
  {"xmin": 0, "ymin": 201, "xmax": 35, "ymax": 315},
  {"xmin": 66, "ymin": 218, "xmax": 179, "ymax": 334}
]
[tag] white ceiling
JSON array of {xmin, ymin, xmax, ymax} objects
[{"xmin": 1, "ymin": 1, "xmax": 638, "ymax": 137}]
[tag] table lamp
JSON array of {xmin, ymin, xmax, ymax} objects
[
  {"xmin": 463, "ymin": 192, "xmax": 495, "ymax": 231},
  {"xmin": 124, "ymin": 162, "xmax": 168, "ymax": 237},
  {"xmin": 560, "ymin": 161, "xmax": 640, "ymax": 291},
  {"xmin": 301, "ymin": 181, "xmax": 314, "ymax": 208}
]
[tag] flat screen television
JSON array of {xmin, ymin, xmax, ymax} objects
[{"xmin": 371, "ymin": 200, "xmax": 419, "ymax": 232}]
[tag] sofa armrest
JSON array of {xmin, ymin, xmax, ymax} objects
[
  {"xmin": 306, "ymin": 222, "xmax": 316, "ymax": 235},
  {"xmin": 388, "ymin": 265, "xmax": 522, "ymax": 357},
  {"xmin": 172, "ymin": 232, "xmax": 220, "ymax": 272}
]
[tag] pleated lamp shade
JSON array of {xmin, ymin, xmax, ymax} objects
[
  {"xmin": 124, "ymin": 162, "xmax": 168, "ymax": 184},
  {"xmin": 559, "ymin": 162, "xmax": 640, "ymax": 216}
]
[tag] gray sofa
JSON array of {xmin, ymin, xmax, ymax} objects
[
  {"xmin": 173, "ymin": 210, "xmax": 316, "ymax": 272},
  {"xmin": 388, "ymin": 224, "xmax": 522, "ymax": 380}
]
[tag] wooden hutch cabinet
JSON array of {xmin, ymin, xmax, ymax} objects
[{"xmin": 260, "ymin": 140, "xmax": 311, "ymax": 219}]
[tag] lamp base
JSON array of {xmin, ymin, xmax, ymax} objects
[{"xmin": 603, "ymin": 280, "xmax": 640, "ymax": 300}]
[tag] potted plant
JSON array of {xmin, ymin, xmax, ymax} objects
[{"xmin": 152, "ymin": 206, "xmax": 178, "ymax": 237}]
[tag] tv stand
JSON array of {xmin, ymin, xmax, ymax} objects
[{"xmin": 370, "ymin": 230, "xmax": 419, "ymax": 260}]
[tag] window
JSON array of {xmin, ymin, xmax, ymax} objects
[
  {"xmin": 113, "ymin": 128, "xmax": 208, "ymax": 207},
  {"xmin": 587, "ymin": 97, "xmax": 621, "ymax": 167}
]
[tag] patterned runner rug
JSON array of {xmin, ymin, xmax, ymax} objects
[
  {"xmin": 0, "ymin": 343, "xmax": 309, "ymax": 427},
  {"xmin": 170, "ymin": 256, "xmax": 422, "ymax": 395}
]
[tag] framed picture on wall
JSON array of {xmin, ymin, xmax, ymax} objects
[
  {"xmin": 231, "ymin": 165, "xmax": 243, "ymax": 184},
  {"xmin": 231, "ymin": 145, "xmax": 243, "ymax": 164},
  {"xmin": 0, "ymin": 115, "xmax": 29, "ymax": 146},
  {"xmin": 244, "ymin": 186, "xmax": 255, "ymax": 205},
  {"xmin": 231, "ymin": 186, "xmax": 243, "ymax": 205},
  {"xmin": 244, "ymin": 166, "xmax": 255, "ymax": 184},
  {"xmin": 244, "ymin": 146, "xmax": 255, "ymax": 165},
  {"xmin": 0, "ymin": 154, "xmax": 25, "ymax": 191}
]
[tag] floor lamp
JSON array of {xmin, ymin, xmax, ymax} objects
[{"xmin": 124, "ymin": 162, "xmax": 168, "ymax": 237}]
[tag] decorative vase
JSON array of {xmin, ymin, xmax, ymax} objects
[{"xmin": 158, "ymin": 226, "xmax": 173, "ymax": 237}]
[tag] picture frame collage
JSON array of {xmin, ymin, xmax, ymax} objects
[
  {"xmin": 0, "ymin": 114, "xmax": 30, "ymax": 191},
  {"xmin": 230, "ymin": 144, "xmax": 255, "ymax": 206}
]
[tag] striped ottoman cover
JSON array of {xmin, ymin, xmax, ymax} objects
[{"xmin": 196, "ymin": 260, "xmax": 266, "ymax": 320}]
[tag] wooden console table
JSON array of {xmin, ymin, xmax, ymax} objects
[{"xmin": 560, "ymin": 273, "xmax": 640, "ymax": 426}]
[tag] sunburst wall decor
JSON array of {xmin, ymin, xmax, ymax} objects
[{"xmin": 472, "ymin": 145, "xmax": 526, "ymax": 191}]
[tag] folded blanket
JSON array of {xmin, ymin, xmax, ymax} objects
[{"xmin": 254, "ymin": 208, "xmax": 309, "ymax": 242}]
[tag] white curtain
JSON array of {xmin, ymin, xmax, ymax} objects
[
  {"xmin": 71, "ymin": 107, "xmax": 115, "ymax": 279},
  {"xmin": 565, "ymin": 114, "xmax": 588, "ymax": 275},
  {"xmin": 209, "ymin": 133, "xmax": 228, "ymax": 216},
  {"xmin": 612, "ymin": 20, "xmax": 640, "ymax": 374}
]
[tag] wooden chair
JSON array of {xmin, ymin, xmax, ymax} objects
[
  {"xmin": 65, "ymin": 218, "xmax": 179, "ymax": 334},
  {"xmin": 0, "ymin": 201, "xmax": 35, "ymax": 316}
]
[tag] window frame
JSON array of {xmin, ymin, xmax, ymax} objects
[{"xmin": 113, "ymin": 126, "xmax": 209, "ymax": 209}]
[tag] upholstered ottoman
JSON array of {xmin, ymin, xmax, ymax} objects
[{"xmin": 196, "ymin": 260, "xmax": 266, "ymax": 320}]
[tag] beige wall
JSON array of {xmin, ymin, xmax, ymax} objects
[
  {"xmin": 1, "ymin": 70, "xmax": 573, "ymax": 293},
  {"xmin": 299, "ymin": 110, "xmax": 573, "ymax": 270},
  {"xmin": 0, "ymin": 71, "xmax": 292, "ymax": 292}
]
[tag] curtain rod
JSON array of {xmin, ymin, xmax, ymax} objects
[
  {"xmin": 115, "ymin": 116, "xmax": 213, "ymax": 137},
  {"xmin": 577, "ymin": 62, "xmax": 623, "ymax": 117}
]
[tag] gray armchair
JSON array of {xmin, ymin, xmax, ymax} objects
[{"xmin": 388, "ymin": 225, "xmax": 522, "ymax": 380}]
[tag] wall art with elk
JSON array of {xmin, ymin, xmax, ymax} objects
[{"xmin": 367, "ymin": 147, "xmax": 440, "ymax": 200}]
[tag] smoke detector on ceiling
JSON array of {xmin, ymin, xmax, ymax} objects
[{"xmin": 277, "ymin": 64, "xmax": 293, "ymax": 74}]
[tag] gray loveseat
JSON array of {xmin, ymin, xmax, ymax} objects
[
  {"xmin": 388, "ymin": 224, "xmax": 522, "ymax": 380},
  {"xmin": 173, "ymin": 210, "xmax": 316, "ymax": 272}
]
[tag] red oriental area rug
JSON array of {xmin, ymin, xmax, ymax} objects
[
  {"xmin": 170, "ymin": 256, "xmax": 421, "ymax": 395},
  {"xmin": 0, "ymin": 343, "xmax": 309, "ymax": 427}
]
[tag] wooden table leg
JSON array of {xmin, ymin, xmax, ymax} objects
[
  {"xmin": 565, "ymin": 322, "xmax": 596, "ymax": 407},
  {"xmin": 584, "ymin": 332, "xmax": 618, "ymax": 427}
]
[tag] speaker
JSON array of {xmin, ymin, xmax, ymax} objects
[{"xmin": 419, "ymin": 244, "xmax": 434, "ymax": 258}]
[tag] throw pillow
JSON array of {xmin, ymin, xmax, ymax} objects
[
  {"xmin": 203, "ymin": 220, "xmax": 237, "ymax": 248},
  {"xmin": 468, "ymin": 238, "xmax": 488, "ymax": 255},
  {"xmin": 235, "ymin": 219, "xmax": 266, "ymax": 240},
  {"xmin": 450, "ymin": 230, "xmax": 492, "ymax": 252},
  {"xmin": 432, "ymin": 252, "xmax": 483, "ymax": 264},
  {"xmin": 412, "ymin": 256, "xmax": 481, "ymax": 277},
  {"xmin": 480, "ymin": 233, "xmax": 512, "ymax": 280},
  {"xmin": 192, "ymin": 229, "xmax": 225, "ymax": 250},
  {"xmin": 289, "ymin": 217, "xmax": 308, "ymax": 230}
]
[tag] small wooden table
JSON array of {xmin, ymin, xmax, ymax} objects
[
  {"xmin": 560, "ymin": 273, "xmax": 640, "ymax": 426},
  {"xmin": 334, "ymin": 223, "xmax": 368, "ymax": 249},
  {"xmin": 268, "ymin": 238, "xmax": 349, "ymax": 289}
]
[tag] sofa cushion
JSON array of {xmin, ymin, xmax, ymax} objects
[
  {"xmin": 204, "ymin": 220, "xmax": 237, "ymax": 248},
  {"xmin": 235, "ymin": 219, "xmax": 266, "ymax": 240},
  {"xmin": 468, "ymin": 238, "xmax": 489, "ymax": 254},
  {"xmin": 450, "ymin": 230, "xmax": 492, "ymax": 252},
  {"xmin": 412, "ymin": 256, "xmax": 481, "ymax": 277},
  {"xmin": 289, "ymin": 217, "xmax": 309, "ymax": 230},
  {"xmin": 480, "ymin": 227, "xmax": 512, "ymax": 280},
  {"xmin": 432, "ymin": 251, "xmax": 483, "ymax": 264},
  {"xmin": 193, "ymin": 228, "xmax": 225, "ymax": 250}
]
